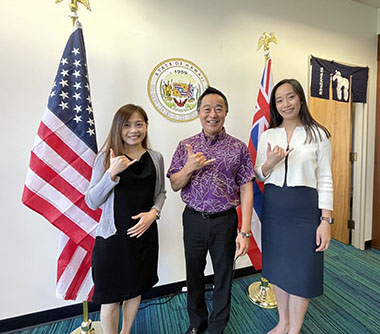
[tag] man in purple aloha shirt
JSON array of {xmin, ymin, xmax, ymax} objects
[{"xmin": 167, "ymin": 87, "xmax": 255, "ymax": 334}]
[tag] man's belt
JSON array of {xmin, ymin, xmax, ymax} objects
[{"xmin": 186, "ymin": 206, "xmax": 235, "ymax": 219}]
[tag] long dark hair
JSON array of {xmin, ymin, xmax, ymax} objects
[
  {"xmin": 269, "ymin": 79, "xmax": 330, "ymax": 142},
  {"xmin": 101, "ymin": 104, "xmax": 149, "ymax": 169}
]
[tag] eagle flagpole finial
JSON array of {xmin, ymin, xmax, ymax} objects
[
  {"xmin": 257, "ymin": 32, "xmax": 277, "ymax": 59},
  {"xmin": 55, "ymin": 0, "xmax": 91, "ymax": 26}
]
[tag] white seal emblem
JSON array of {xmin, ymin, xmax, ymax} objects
[{"xmin": 147, "ymin": 58, "xmax": 209, "ymax": 122}]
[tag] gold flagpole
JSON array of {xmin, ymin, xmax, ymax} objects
[
  {"xmin": 247, "ymin": 32, "xmax": 278, "ymax": 309},
  {"xmin": 71, "ymin": 300, "xmax": 103, "ymax": 334},
  {"xmin": 54, "ymin": 1, "xmax": 102, "ymax": 333}
]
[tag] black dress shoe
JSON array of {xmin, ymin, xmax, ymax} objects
[
  {"xmin": 184, "ymin": 329, "xmax": 198, "ymax": 334},
  {"xmin": 184, "ymin": 324, "xmax": 208, "ymax": 334}
]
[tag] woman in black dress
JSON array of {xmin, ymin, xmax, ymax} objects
[
  {"xmin": 254, "ymin": 79, "xmax": 333, "ymax": 334},
  {"xmin": 85, "ymin": 104, "xmax": 166, "ymax": 334}
]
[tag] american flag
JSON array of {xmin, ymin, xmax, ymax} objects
[
  {"xmin": 22, "ymin": 21, "xmax": 101, "ymax": 301},
  {"xmin": 239, "ymin": 56, "xmax": 273, "ymax": 270}
]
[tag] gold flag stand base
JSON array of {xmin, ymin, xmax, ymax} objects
[
  {"xmin": 71, "ymin": 320, "xmax": 103, "ymax": 334},
  {"xmin": 248, "ymin": 277, "xmax": 277, "ymax": 309},
  {"xmin": 70, "ymin": 302, "xmax": 103, "ymax": 334}
]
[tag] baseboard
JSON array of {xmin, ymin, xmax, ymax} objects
[{"xmin": 0, "ymin": 266, "xmax": 259, "ymax": 333}]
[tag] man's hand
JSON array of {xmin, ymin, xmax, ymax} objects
[
  {"xmin": 184, "ymin": 144, "xmax": 215, "ymax": 172},
  {"xmin": 235, "ymin": 233, "xmax": 250, "ymax": 257},
  {"xmin": 169, "ymin": 144, "xmax": 215, "ymax": 191}
]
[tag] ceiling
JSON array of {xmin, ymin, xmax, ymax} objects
[{"xmin": 351, "ymin": 0, "xmax": 380, "ymax": 8}]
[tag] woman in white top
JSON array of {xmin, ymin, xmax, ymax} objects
[{"xmin": 254, "ymin": 79, "xmax": 333, "ymax": 334}]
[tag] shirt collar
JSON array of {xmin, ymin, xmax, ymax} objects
[{"xmin": 201, "ymin": 127, "xmax": 226, "ymax": 144}]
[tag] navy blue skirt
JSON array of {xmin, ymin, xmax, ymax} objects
[{"xmin": 262, "ymin": 184, "xmax": 323, "ymax": 298}]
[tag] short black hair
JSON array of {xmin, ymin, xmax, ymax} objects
[{"xmin": 197, "ymin": 86, "xmax": 229, "ymax": 113}]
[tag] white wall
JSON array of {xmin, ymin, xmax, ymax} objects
[{"xmin": 0, "ymin": 0, "xmax": 377, "ymax": 320}]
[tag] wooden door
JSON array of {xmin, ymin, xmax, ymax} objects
[
  {"xmin": 372, "ymin": 34, "xmax": 380, "ymax": 251},
  {"xmin": 309, "ymin": 81, "xmax": 352, "ymax": 244}
]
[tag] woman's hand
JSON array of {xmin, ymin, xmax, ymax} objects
[
  {"xmin": 315, "ymin": 220, "xmax": 331, "ymax": 252},
  {"xmin": 108, "ymin": 148, "xmax": 137, "ymax": 181},
  {"xmin": 127, "ymin": 209, "xmax": 157, "ymax": 238},
  {"xmin": 262, "ymin": 143, "xmax": 293, "ymax": 177}
]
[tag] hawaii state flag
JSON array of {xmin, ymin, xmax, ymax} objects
[
  {"xmin": 238, "ymin": 56, "xmax": 273, "ymax": 270},
  {"xmin": 22, "ymin": 21, "xmax": 101, "ymax": 301}
]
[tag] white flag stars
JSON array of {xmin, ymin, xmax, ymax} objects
[
  {"xmin": 73, "ymin": 82, "xmax": 82, "ymax": 90},
  {"xmin": 59, "ymin": 101, "xmax": 68, "ymax": 110},
  {"xmin": 59, "ymin": 79, "xmax": 68, "ymax": 88},
  {"xmin": 74, "ymin": 105, "xmax": 82, "ymax": 113},
  {"xmin": 87, "ymin": 128, "xmax": 95, "ymax": 136},
  {"xmin": 59, "ymin": 91, "xmax": 69, "ymax": 100},
  {"xmin": 49, "ymin": 34, "xmax": 96, "ymax": 147},
  {"xmin": 73, "ymin": 70, "xmax": 81, "ymax": 78},
  {"xmin": 73, "ymin": 92, "xmax": 81, "ymax": 100},
  {"xmin": 73, "ymin": 115, "xmax": 82, "ymax": 123},
  {"xmin": 72, "ymin": 48, "xmax": 80, "ymax": 56},
  {"xmin": 60, "ymin": 58, "xmax": 68, "ymax": 66},
  {"xmin": 61, "ymin": 69, "xmax": 69, "ymax": 77}
]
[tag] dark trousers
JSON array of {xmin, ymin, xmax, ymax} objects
[{"xmin": 183, "ymin": 207, "xmax": 237, "ymax": 334}]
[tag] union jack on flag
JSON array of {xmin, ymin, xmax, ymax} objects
[
  {"xmin": 239, "ymin": 56, "xmax": 273, "ymax": 270},
  {"xmin": 22, "ymin": 21, "xmax": 101, "ymax": 301}
]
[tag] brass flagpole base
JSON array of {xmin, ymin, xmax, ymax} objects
[
  {"xmin": 71, "ymin": 319, "xmax": 103, "ymax": 334},
  {"xmin": 70, "ymin": 301, "xmax": 103, "ymax": 334},
  {"xmin": 248, "ymin": 277, "xmax": 277, "ymax": 309}
]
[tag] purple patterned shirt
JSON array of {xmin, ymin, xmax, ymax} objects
[{"xmin": 167, "ymin": 128, "xmax": 255, "ymax": 212}]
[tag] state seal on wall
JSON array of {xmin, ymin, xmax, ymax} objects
[{"xmin": 147, "ymin": 58, "xmax": 209, "ymax": 122}]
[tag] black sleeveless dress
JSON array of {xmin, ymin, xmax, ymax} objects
[{"xmin": 91, "ymin": 152, "xmax": 158, "ymax": 304}]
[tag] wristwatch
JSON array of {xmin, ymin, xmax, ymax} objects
[
  {"xmin": 239, "ymin": 231, "xmax": 252, "ymax": 238},
  {"xmin": 320, "ymin": 216, "xmax": 333, "ymax": 224},
  {"xmin": 153, "ymin": 208, "xmax": 160, "ymax": 220}
]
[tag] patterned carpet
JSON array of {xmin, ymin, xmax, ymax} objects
[{"xmin": 6, "ymin": 240, "xmax": 380, "ymax": 334}]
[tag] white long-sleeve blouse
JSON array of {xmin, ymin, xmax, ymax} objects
[{"xmin": 254, "ymin": 126, "xmax": 333, "ymax": 211}]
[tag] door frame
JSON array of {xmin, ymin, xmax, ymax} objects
[
  {"xmin": 370, "ymin": 34, "xmax": 380, "ymax": 251},
  {"xmin": 351, "ymin": 103, "xmax": 369, "ymax": 250}
]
